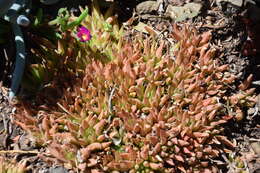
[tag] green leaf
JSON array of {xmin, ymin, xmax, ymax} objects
[{"xmin": 34, "ymin": 8, "xmax": 43, "ymax": 27}]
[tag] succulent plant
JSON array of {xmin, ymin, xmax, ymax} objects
[
  {"xmin": 22, "ymin": 0, "xmax": 124, "ymax": 93},
  {"xmin": 0, "ymin": 157, "xmax": 27, "ymax": 173},
  {"xmin": 224, "ymin": 153, "xmax": 248, "ymax": 173},
  {"xmin": 79, "ymin": 0, "xmax": 124, "ymax": 62},
  {"xmin": 14, "ymin": 24, "xmax": 256, "ymax": 172},
  {"xmin": 49, "ymin": 7, "xmax": 88, "ymax": 32}
]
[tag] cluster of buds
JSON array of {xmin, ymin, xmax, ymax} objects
[{"xmin": 14, "ymin": 24, "xmax": 255, "ymax": 172}]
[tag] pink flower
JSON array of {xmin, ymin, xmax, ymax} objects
[{"xmin": 77, "ymin": 26, "xmax": 91, "ymax": 42}]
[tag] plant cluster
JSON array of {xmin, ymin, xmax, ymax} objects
[
  {"xmin": 14, "ymin": 23, "xmax": 256, "ymax": 172},
  {"xmin": 22, "ymin": 0, "xmax": 123, "ymax": 93},
  {"xmin": 0, "ymin": 156, "xmax": 26, "ymax": 173}
]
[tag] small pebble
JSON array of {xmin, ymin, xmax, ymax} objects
[
  {"xmin": 49, "ymin": 166, "xmax": 68, "ymax": 173},
  {"xmin": 251, "ymin": 142, "xmax": 260, "ymax": 155}
]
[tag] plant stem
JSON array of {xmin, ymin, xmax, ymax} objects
[{"xmin": 64, "ymin": 8, "xmax": 88, "ymax": 31}]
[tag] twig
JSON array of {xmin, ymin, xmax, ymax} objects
[
  {"xmin": 249, "ymin": 138, "xmax": 260, "ymax": 142},
  {"xmin": 108, "ymin": 87, "xmax": 116, "ymax": 114},
  {"xmin": 0, "ymin": 150, "xmax": 39, "ymax": 154},
  {"xmin": 201, "ymin": 18, "xmax": 226, "ymax": 29},
  {"xmin": 57, "ymin": 102, "xmax": 72, "ymax": 115}
]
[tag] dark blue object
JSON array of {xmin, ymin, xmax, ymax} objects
[{"xmin": 0, "ymin": 0, "xmax": 59, "ymax": 99}]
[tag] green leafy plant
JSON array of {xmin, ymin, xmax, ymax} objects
[
  {"xmin": 78, "ymin": 0, "xmax": 123, "ymax": 62},
  {"xmin": 15, "ymin": 24, "xmax": 255, "ymax": 172},
  {"xmin": 22, "ymin": 0, "xmax": 124, "ymax": 93},
  {"xmin": 48, "ymin": 7, "xmax": 88, "ymax": 32}
]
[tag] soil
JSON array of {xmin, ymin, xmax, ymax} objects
[{"xmin": 0, "ymin": 0, "xmax": 260, "ymax": 172}]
